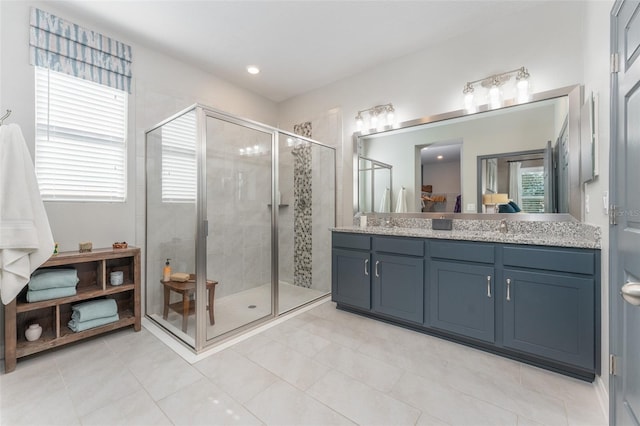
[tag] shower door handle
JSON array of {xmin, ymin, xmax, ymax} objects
[{"xmin": 364, "ymin": 259, "xmax": 369, "ymax": 276}]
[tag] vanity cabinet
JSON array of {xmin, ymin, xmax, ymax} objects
[
  {"xmin": 332, "ymin": 233, "xmax": 371, "ymax": 310},
  {"xmin": 429, "ymin": 240, "xmax": 496, "ymax": 342},
  {"xmin": 430, "ymin": 261, "xmax": 495, "ymax": 343},
  {"xmin": 501, "ymin": 246, "xmax": 596, "ymax": 370},
  {"xmin": 331, "ymin": 231, "xmax": 600, "ymax": 381},
  {"xmin": 372, "ymin": 237, "xmax": 424, "ymax": 324}
]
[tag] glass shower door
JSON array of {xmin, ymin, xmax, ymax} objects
[
  {"xmin": 277, "ymin": 133, "xmax": 335, "ymax": 314},
  {"xmin": 146, "ymin": 110, "xmax": 198, "ymax": 347},
  {"xmin": 205, "ymin": 114, "xmax": 274, "ymax": 341}
]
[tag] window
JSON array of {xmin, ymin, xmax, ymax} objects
[
  {"xmin": 161, "ymin": 112, "xmax": 197, "ymax": 203},
  {"xmin": 520, "ymin": 166, "xmax": 545, "ymax": 213},
  {"xmin": 35, "ymin": 67, "xmax": 128, "ymax": 202}
]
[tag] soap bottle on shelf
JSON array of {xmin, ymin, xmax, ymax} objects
[{"xmin": 163, "ymin": 259, "xmax": 171, "ymax": 282}]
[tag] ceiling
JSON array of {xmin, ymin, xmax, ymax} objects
[
  {"xmin": 421, "ymin": 143, "xmax": 462, "ymax": 165},
  {"xmin": 56, "ymin": 0, "xmax": 541, "ymax": 102}
]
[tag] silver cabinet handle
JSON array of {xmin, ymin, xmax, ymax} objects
[
  {"xmin": 621, "ymin": 282, "xmax": 640, "ymax": 306},
  {"xmin": 506, "ymin": 278, "xmax": 511, "ymax": 301},
  {"xmin": 364, "ymin": 259, "xmax": 369, "ymax": 276},
  {"xmin": 375, "ymin": 260, "xmax": 380, "ymax": 278},
  {"xmin": 487, "ymin": 276, "xmax": 492, "ymax": 298}
]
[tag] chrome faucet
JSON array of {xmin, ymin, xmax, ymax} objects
[{"xmin": 499, "ymin": 219, "xmax": 508, "ymax": 233}]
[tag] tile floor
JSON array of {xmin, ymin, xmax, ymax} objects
[
  {"xmin": 0, "ymin": 300, "xmax": 607, "ymax": 426},
  {"xmin": 149, "ymin": 282, "xmax": 328, "ymax": 344}
]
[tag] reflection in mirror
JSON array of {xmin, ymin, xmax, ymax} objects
[
  {"xmin": 478, "ymin": 149, "xmax": 553, "ymax": 214},
  {"xmin": 354, "ymin": 85, "xmax": 581, "ymax": 219},
  {"xmin": 358, "ymin": 156, "xmax": 392, "ymax": 213}
]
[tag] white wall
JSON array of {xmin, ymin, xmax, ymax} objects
[{"xmin": 0, "ymin": 0, "xmax": 277, "ymax": 351}]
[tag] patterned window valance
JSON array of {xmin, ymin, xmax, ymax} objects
[{"xmin": 29, "ymin": 8, "xmax": 132, "ymax": 93}]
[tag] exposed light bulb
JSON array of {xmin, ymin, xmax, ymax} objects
[
  {"xmin": 489, "ymin": 85, "xmax": 502, "ymax": 109},
  {"xmin": 370, "ymin": 112, "xmax": 378, "ymax": 128},
  {"xmin": 239, "ymin": 148, "xmax": 245, "ymax": 155},
  {"xmin": 516, "ymin": 79, "xmax": 530, "ymax": 103},
  {"xmin": 356, "ymin": 113, "xmax": 364, "ymax": 130},
  {"xmin": 386, "ymin": 106, "xmax": 395, "ymax": 125},
  {"xmin": 464, "ymin": 92, "xmax": 476, "ymax": 113},
  {"xmin": 246, "ymin": 65, "xmax": 260, "ymax": 75}
]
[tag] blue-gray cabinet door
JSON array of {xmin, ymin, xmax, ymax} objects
[
  {"xmin": 430, "ymin": 261, "xmax": 495, "ymax": 343},
  {"xmin": 502, "ymin": 269, "xmax": 594, "ymax": 369},
  {"xmin": 373, "ymin": 254, "xmax": 424, "ymax": 323},
  {"xmin": 332, "ymin": 248, "xmax": 371, "ymax": 310}
]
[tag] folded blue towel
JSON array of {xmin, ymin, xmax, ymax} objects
[
  {"xmin": 71, "ymin": 299, "xmax": 118, "ymax": 322},
  {"xmin": 29, "ymin": 268, "xmax": 79, "ymax": 291},
  {"xmin": 68, "ymin": 313, "xmax": 119, "ymax": 332},
  {"xmin": 26, "ymin": 287, "xmax": 77, "ymax": 302}
]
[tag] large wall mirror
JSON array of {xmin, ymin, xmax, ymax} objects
[{"xmin": 353, "ymin": 85, "xmax": 582, "ymax": 219}]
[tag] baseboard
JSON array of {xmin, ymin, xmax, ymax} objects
[{"xmin": 594, "ymin": 375, "xmax": 609, "ymax": 422}]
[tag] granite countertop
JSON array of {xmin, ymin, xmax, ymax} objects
[{"xmin": 332, "ymin": 217, "xmax": 601, "ymax": 249}]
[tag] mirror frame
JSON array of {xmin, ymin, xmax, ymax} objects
[{"xmin": 352, "ymin": 84, "xmax": 583, "ymax": 219}]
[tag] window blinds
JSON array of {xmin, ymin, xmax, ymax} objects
[
  {"xmin": 35, "ymin": 67, "xmax": 128, "ymax": 202},
  {"xmin": 161, "ymin": 112, "xmax": 197, "ymax": 203}
]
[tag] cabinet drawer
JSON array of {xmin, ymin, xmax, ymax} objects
[
  {"xmin": 374, "ymin": 236, "xmax": 424, "ymax": 256},
  {"xmin": 332, "ymin": 233, "xmax": 371, "ymax": 250},
  {"xmin": 502, "ymin": 245, "xmax": 594, "ymax": 275},
  {"xmin": 430, "ymin": 240, "xmax": 494, "ymax": 263}
]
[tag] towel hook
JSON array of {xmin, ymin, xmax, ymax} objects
[{"xmin": 0, "ymin": 109, "xmax": 11, "ymax": 125}]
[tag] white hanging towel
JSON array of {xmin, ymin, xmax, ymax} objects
[
  {"xmin": 0, "ymin": 124, "xmax": 54, "ymax": 305},
  {"xmin": 378, "ymin": 187, "xmax": 390, "ymax": 212},
  {"xmin": 395, "ymin": 187, "xmax": 407, "ymax": 213}
]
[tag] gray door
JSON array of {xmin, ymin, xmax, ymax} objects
[{"xmin": 612, "ymin": 1, "xmax": 640, "ymax": 424}]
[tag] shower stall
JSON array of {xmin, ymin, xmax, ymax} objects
[{"xmin": 145, "ymin": 105, "xmax": 335, "ymax": 352}]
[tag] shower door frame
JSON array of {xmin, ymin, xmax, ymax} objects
[
  {"xmin": 195, "ymin": 107, "xmax": 281, "ymax": 351},
  {"xmin": 146, "ymin": 104, "xmax": 336, "ymax": 354}
]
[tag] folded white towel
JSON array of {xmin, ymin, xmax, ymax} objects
[{"xmin": 0, "ymin": 124, "xmax": 54, "ymax": 305}]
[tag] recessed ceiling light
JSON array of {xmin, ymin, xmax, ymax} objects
[
  {"xmin": 437, "ymin": 155, "xmax": 444, "ymax": 160},
  {"xmin": 247, "ymin": 65, "xmax": 260, "ymax": 75}
]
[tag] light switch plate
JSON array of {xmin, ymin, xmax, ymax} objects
[{"xmin": 466, "ymin": 203, "xmax": 475, "ymax": 211}]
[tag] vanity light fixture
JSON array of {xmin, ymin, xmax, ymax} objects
[
  {"xmin": 462, "ymin": 67, "xmax": 531, "ymax": 112},
  {"xmin": 355, "ymin": 103, "xmax": 396, "ymax": 131}
]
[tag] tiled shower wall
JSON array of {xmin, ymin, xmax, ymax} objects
[{"xmin": 292, "ymin": 141, "xmax": 313, "ymax": 288}]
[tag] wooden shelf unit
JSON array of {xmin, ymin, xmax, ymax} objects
[{"xmin": 4, "ymin": 247, "xmax": 141, "ymax": 373}]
